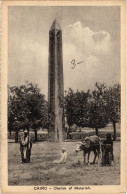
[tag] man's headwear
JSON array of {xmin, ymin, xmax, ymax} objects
[
  {"xmin": 24, "ymin": 130, "xmax": 28, "ymax": 134},
  {"xmin": 62, "ymin": 147, "xmax": 66, "ymax": 151},
  {"xmin": 106, "ymin": 133, "xmax": 111, "ymax": 140}
]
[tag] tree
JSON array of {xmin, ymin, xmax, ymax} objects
[
  {"xmin": 64, "ymin": 89, "xmax": 91, "ymax": 135},
  {"xmin": 88, "ymin": 83, "xmax": 109, "ymax": 136},
  {"xmin": 64, "ymin": 83, "xmax": 120, "ymax": 139},
  {"xmin": 8, "ymin": 85, "xmax": 31, "ymax": 142},
  {"xmin": 25, "ymin": 83, "xmax": 48, "ymax": 141},
  {"xmin": 70, "ymin": 90, "xmax": 91, "ymax": 128},
  {"xmin": 64, "ymin": 88, "xmax": 76, "ymax": 131},
  {"xmin": 8, "ymin": 82, "xmax": 48, "ymax": 142},
  {"xmin": 105, "ymin": 84, "xmax": 120, "ymax": 140}
]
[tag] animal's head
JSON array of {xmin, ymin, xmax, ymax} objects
[
  {"xmin": 75, "ymin": 142, "xmax": 83, "ymax": 152},
  {"xmin": 106, "ymin": 133, "xmax": 112, "ymax": 140},
  {"xmin": 75, "ymin": 141, "xmax": 88, "ymax": 152}
]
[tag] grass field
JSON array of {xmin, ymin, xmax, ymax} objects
[{"xmin": 8, "ymin": 141, "xmax": 120, "ymax": 185}]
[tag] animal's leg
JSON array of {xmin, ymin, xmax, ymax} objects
[
  {"xmin": 99, "ymin": 145, "xmax": 103, "ymax": 165},
  {"xmin": 93, "ymin": 150, "xmax": 97, "ymax": 164},
  {"xmin": 87, "ymin": 152, "xmax": 90, "ymax": 165},
  {"xmin": 97, "ymin": 148, "xmax": 101, "ymax": 166},
  {"xmin": 83, "ymin": 151, "xmax": 86, "ymax": 164}
]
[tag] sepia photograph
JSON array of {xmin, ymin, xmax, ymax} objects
[{"xmin": 1, "ymin": 1, "xmax": 126, "ymax": 194}]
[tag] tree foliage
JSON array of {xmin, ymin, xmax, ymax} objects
[
  {"xmin": 64, "ymin": 83, "xmax": 121, "ymax": 139},
  {"xmin": 8, "ymin": 81, "xmax": 121, "ymax": 142},
  {"xmin": 8, "ymin": 82, "xmax": 48, "ymax": 142},
  {"xmin": 88, "ymin": 83, "xmax": 109, "ymax": 135},
  {"xmin": 65, "ymin": 88, "xmax": 91, "ymax": 129},
  {"xmin": 104, "ymin": 83, "xmax": 120, "ymax": 140}
]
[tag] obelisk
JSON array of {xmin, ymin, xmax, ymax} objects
[{"xmin": 48, "ymin": 19, "xmax": 64, "ymax": 142}]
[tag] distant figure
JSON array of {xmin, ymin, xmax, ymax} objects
[
  {"xmin": 53, "ymin": 148, "xmax": 67, "ymax": 164},
  {"xmin": 66, "ymin": 127, "xmax": 72, "ymax": 139},
  {"xmin": 101, "ymin": 133, "xmax": 114, "ymax": 166},
  {"xmin": 20, "ymin": 130, "xmax": 32, "ymax": 163}
]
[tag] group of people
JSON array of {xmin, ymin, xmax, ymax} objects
[
  {"xmin": 20, "ymin": 130, "xmax": 67, "ymax": 164},
  {"xmin": 20, "ymin": 130, "xmax": 114, "ymax": 166}
]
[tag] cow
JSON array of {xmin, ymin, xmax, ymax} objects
[{"xmin": 75, "ymin": 135, "xmax": 101, "ymax": 165}]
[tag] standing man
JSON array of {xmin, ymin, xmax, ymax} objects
[
  {"xmin": 101, "ymin": 133, "xmax": 114, "ymax": 166},
  {"xmin": 20, "ymin": 130, "xmax": 32, "ymax": 163}
]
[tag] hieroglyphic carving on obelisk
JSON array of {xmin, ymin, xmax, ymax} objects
[{"xmin": 48, "ymin": 19, "xmax": 64, "ymax": 142}]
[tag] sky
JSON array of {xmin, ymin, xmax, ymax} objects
[{"xmin": 8, "ymin": 6, "xmax": 120, "ymax": 98}]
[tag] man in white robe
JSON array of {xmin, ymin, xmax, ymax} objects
[{"xmin": 20, "ymin": 130, "xmax": 32, "ymax": 163}]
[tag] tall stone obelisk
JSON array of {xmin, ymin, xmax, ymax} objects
[{"xmin": 48, "ymin": 19, "xmax": 64, "ymax": 142}]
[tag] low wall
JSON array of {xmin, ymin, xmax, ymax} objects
[
  {"xmin": 8, "ymin": 131, "xmax": 48, "ymax": 142},
  {"xmin": 8, "ymin": 130, "xmax": 120, "ymax": 142}
]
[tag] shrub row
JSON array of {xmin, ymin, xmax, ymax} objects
[
  {"xmin": 70, "ymin": 131, "xmax": 120, "ymax": 140},
  {"xmin": 8, "ymin": 130, "xmax": 120, "ymax": 142}
]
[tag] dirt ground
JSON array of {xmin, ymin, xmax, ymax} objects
[{"xmin": 8, "ymin": 141, "xmax": 120, "ymax": 185}]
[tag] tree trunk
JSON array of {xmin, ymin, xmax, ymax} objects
[
  {"xmin": 95, "ymin": 128, "xmax": 98, "ymax": 136},
  {"xmin": 67, "ymin": 125, "xmax": 71, "ymax": 139},
  {"xmin": 15, "ymin": 130, "xmax": 18, "ymax": 143},
  {"xmin": 113, "ymin": 120, "xmax": 116, "ymax": 141},
  {"xmin": 34, "ymin": 129, "xmax": 38, "ymax": 142}
]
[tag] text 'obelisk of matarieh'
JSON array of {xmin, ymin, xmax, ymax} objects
[{"xmin": 48, "ymin": 19, "xmax": 64, "ymax": 142}]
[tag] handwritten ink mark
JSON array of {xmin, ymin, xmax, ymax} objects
[
  {"xmin": 71, "ymin": 59, "xmax": 84, "ymax": 69},
  {"xmin": 71, "ymin": 59, "xmax": 76, "ymax": 69},
  {"xmin": 77, "ymin": 61, "xmax": 84, "ymax": 64}
]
